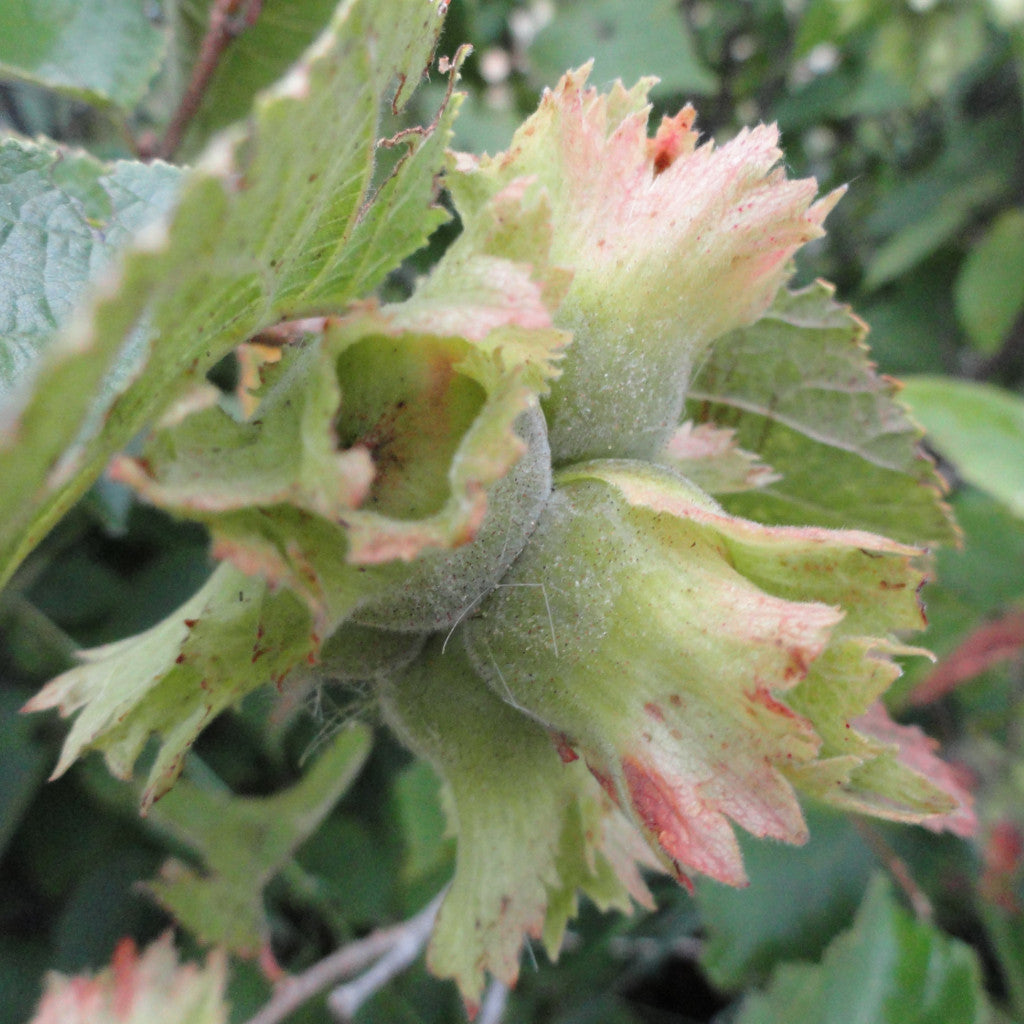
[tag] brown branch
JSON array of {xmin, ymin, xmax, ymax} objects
[
  {"xmin": 853, "ymin": 819, "xmax": 934, "ymax": 922},
  {"xmin": 326, "ymin": 892, "xmax": 443, "ymax": 1020},
  {"xmin": 156, "ymin": 0, "xmax": 263, "ymax": 160},
  {"xmin": 240, "ymin": 889, "xmax": 446, "ymax": 1024}
]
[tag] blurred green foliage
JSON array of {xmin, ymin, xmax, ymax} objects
[{"xmin": 2, "ymin": 0, "xmax": 1024, "ymax": 1021}]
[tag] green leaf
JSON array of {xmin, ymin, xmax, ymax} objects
[
  {"xmin": 0, "ymin": 0, "xmax": 166, "ymax": 110},
  {"xmin": 686, "ymin": 282, "xmax": 957, "ymax": 546},
  {"xmin": 28, "ymin": 933, "xmax": 228, "ymax": 1024},
  {"xmin": 865, "ymin": 114, "xmax": 1015, "ymax": 242},
  {"xmin": 452, "ymin": 68, "xmax": 838, "ymax": 464},
  {"xmin": 0, "ymin": 0, "xmax": 453, "ymax": 591},
  {"xmin": 23, "ymin": 562, "xmax": 315, "ymax": 809},
  {"xmin": 174, "ymin": 0, "xmax": 341, "ymax": 154},
  {"xmin": 861, "ymin": 115, "xmax": 1016, "ymax": 292},
  {"xmin": 862, "ymin": 194, "xmax": 975, "ymax": 291},
  {"xmin": 528, "ymin": 0, "xmax": 717, "ymax": 97},
  {"xmin": 465, "ymin": 460, "xmax": 967, "ymax": 890},
  {"xmin": 658, "ymin": 422, "xmax": 780, "ymax": 495},
  {"xmin": 144, "ymin": 725, "xmax": 371, "ymax": 954},
  {"xmin": 0, "ymin": 137, "xmax": 182, "ymax": 401},
  {"xmin": 900, "ymin": 376, "xmax": 1024, "ymax": 520},
  {"xmin": 981, "ymin": 899, "xmax": 1024, "ymax": 1024},
  {"xmin": 733, "ymin": 875, "xmax": 993, "ymax": 1024},
  {"xmin": 697, "ymin": 806, "xmax": 875, "ymax": 990},
  {"xmin": 393, "ymin": 759, "xmax": 455, "ymax": 885},
  {"xmin": 861, "ymin": 8, "xmax": 987, "ymax": 110},
  {"xmin": 109, "ymin": 172, "xmax": 566, "ymax": 633},
  {"xmin": 296, "ymin": 813, "xmax": 398, "ymax": 924},
  {"xmin": 379, "ymin": 637, "xmax": 654, "ymax": 1013},
  {"xmin": 955, "ymin": 208, "xmax": 1024, "ymax": 354}
]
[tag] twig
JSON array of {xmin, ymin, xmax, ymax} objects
[
  {"xmin": 156, "ymin": 0, "xmax": 263, "ymax": 160},
  {"xmin": 327, "ymin": 891, "xmax": 444, "ymax": 1020},
  {"xmin": 853, "ymin": 819, "xmax": 934, "ymax": 921},
  {"xmin": 240, "ymin": 890, "xmax": 447, "ymax": 1024},
  {"xmin": 477, "ymin": 979, "xmax": 510, "ymax": 1024}
]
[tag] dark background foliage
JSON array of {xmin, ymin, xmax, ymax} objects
[{"xmin": 2, "ymin": 1, "xmax": 1024, "ymax": 1021}]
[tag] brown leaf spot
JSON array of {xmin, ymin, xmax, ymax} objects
[
  {"xmin": 783, "ymin": 648, "xmax": 811, "ymax": 682},
  {"xmin": 647, "ymin": 105, "xmax": 698, "ymax": 176},
  {"xmin": 747, "ymin": 685, "xmax": 802, "ymax": 722},
  {"xmin": 550, "ymin": 731, "xmax": 579, "ymax": 763},
  {"xmin": 643, "ymin": 701, "xmax": 665, "ymax": 723},
  {"xmin": 587, "ymin": 763, "xmax": 619, "ymax": 803}
]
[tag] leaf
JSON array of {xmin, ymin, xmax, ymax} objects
[
  {"xmin": 28, "ymin": 932, "xmax": 228, "ymax": 1024},
  {"xmin": 23, "ymin": 562, "xmax": 315, "ymax": 810},
  {"xmin": 379, "ymin": 636, "xmax": 655, "ymax": 1013},
  {"xmin": 528, "ymin": 0, "xmax": 717, "ymax": 98},
  {"xmin": 955, "ymin": 208, "xmax": 1024, "ymax": 354},
  {"xmin": 451, "ymin": 66, "xmax": 840, "ymax": 464},
  {"xmin": 0, "ymin": 0, "xmax": 454, "ymax": 591},
  {"xmin": 864, "ymin": 195, "xmax": 975, "ymax": 291},
  {"xmin": 0, "ymin": 0, "xmax": 166, "ymax": 110},
  {"xmin": 172, "ymin": 0, "xmax": 342, "ymax": 154},
  {"xmin": 687, "ymin": 282, "xmax": 957, "ymax": 546},
  {"xmin": 144, "ymin": 725, "xmax": 371, "ymax": 954},
  {"xmin": 111, "ymin": 175, "xmax": 566, "ymax": 633},
  {"xmin": 900, "ymin": 376, "xmax": 1024, "ymax": 520},
  {"xmin": 464, "ymin": 460, "xmax": 969, "ymax": 889},
  {"xmin": 658, "ymin": 421, "xmax": 780, "ymax": 494},
  {"xmin": 0, "ymin": 137, "xmax": 182, "ymax": 402},
  {"xmin": 733, "ymin": 875, "xmax": 993, "ymax": 1024},
  {"xmin": 858, "ymin": 7, "xmax": 987, "ymax": 111},
  {"xmin": 393, "ymin": 759, "xmax": 455, "ymax": 884},
  {"xmin": 855, "ymin": 110, "xmax": 1017, "ymax": 292},
  {"xmin": 864, "ymin": 113, "xmax": 1015, "ymax": 243},
  {"xmin": 697, "ymin": 806, "xmax": 875, "ymax": 989},
  {"xmin": 838, "ymin": 701, "xmax": 975, "ymax": 837}
]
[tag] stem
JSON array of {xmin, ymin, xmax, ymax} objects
[
  {"xmin": 853, "ymin": 819, "xmax": 934, "ymax": 922},
  {"xmin": 327, "ymin": 892, "xmax": 444, "ymax": 1020},
  {"xmin": 157, "ymin": 0, "xmax": 263, "ymax": 160},
  {"xmin": 240, "ymin": 890, "xmax": 446, "ymax": 1024},
  {"xmin": 477, "ymin": 979, "xmax": 510, "ymax": 1024}
]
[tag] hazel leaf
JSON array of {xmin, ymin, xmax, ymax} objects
[
  {"xmin": 464, "ymin": 460, "xmax": 970, "ymax": 888},
  {"xmin": 0, "ymin": 137, "xmax": 182, "ymax": 403},
  {"xmin": 686, "ymin": 281, "xmax": 957, "ymax": 546},
  {"xmin": 170, "ymin": 0, "xmax": 343, "ymax": 155},
  {"xmin": 0, "ymin": 0, "xmax": 453, "ymax": 591},
  {"xmin": 528, "ymin": 0, "xmax": 717, "ymax": 99},
  {"xmin": 28, "ymin": 933, "xmax": 228, "ymax": 1024},
  {"xmin": 144, "ymin": 725, "xmax": 371, "ymax": 954},
  {"xmin": 380, "ymin": 637, "xmax": 655, "ymax": 1013},
  {"xmin": 451, "ymin": 67, "xmax": 840, "ymax": 463},
  {"xmin": 23, "ymin": 562, "xmax": 315, "ymax": 811},
  {"xmin": 733, "ymin": 875, "xmax": 993, "ymax": 1024},
  {"xmin": 900, "ymin": 375, "xmax": 1024, "ymax": 521},
  {"xmin": 0, "ymin": 0, "xmax": 166, "ymax": 110}
]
